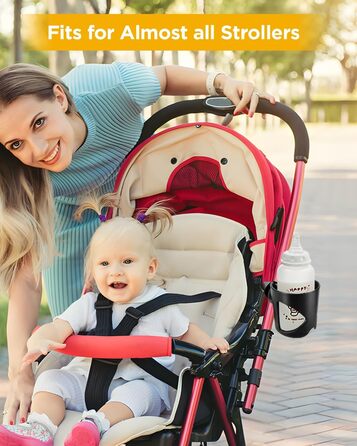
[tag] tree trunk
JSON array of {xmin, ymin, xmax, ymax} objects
[
  {"xmin": 83, "ymin": 0, "xmax": 114, "ymax": 64},
  {"xmin": 304, "ymin": 76, "xmax": 312, "ymax": 122},
  {"xmin": 344, "ymin": 66, "xmax": 357, "ymax": 94},
  {"xmin": 102, "ymin": 51, "xmax": 114, "ymax": 64},
  {"xmin": 172, "ymin": 51, "xmax": 188, "ymax": 124},
  {"xmin": 151, "ymin": 51, "xmax": 164, "ymax": 114},
  {"xmin": 48, "ymin": 0, "xmax": 73, "ymax": 75},
  {"xmin": 83, "ymin": 51, "xmax": 99, "ymax": 64},
  {"xmin": 13, "ymin": 0, "xmax": 22, "ymax": 63},
  {"xmin": 135, "ymin": 51, "xmax": 143, "ymax": 64},
  {"xmin": 340, "ymin": 55, "xmax": 357, "ymax": 94}
]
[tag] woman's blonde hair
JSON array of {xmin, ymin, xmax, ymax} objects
[
  {"xmin": 0, "ymin": 150, "xmax": 55, "ymax": 293},
  {"xmin": 0, "ymin": 63, "xmax": 77, "ymax": 293},
  {"xmin": 74, "ymin": 193, "xmax": 173, "ymax": 286}
]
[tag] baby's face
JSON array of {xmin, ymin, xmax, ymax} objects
[{"xmin": 92, "ymin": 234, "xmax": 157, "ymax": 303}]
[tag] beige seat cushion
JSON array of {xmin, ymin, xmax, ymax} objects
[{"xmin": 154, "ymin": 213, "xmax": 249, "ymax": 338}]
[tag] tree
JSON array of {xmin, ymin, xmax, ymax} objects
[
  {"xmin": 320, "ymin": 0, "xmax": 357, "ymax": 93},
  {"xmin": 200, "ymin": 0, "xmax": 343, "ymax": 121},
  {"xmin": 83, "ymin": 0, "xmax": 114, "ymax": 64},
  {"xmin": 121, "ymin": 0, "xmax": 177, "ymax": 66}
]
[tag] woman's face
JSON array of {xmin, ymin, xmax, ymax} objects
[{"xmin": 0, "ymin": 85, "xmax": 85, "ymax": 172}]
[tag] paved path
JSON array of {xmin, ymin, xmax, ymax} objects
[
  {"xmin": 1, "ymin": 124, "xmax": 356, "ymax": 445},
  {"xmin": 236, "ymin": 123, "xmax": 357, "ymax": 445}
]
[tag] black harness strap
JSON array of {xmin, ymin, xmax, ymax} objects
[
  {"xmin": 84, "ymin": 294, "xmax": 114, "ymax": 410},
  {"xmin": 84, "ymin": 291, "xmax": 220, "ymax": 410},
  {"xmin": 112, "ymin": 291, "xmax": 221, "ymax": 336},
  {"xmin": 132, "ymin": 358, "xmax": 179, "ymax": 389}
]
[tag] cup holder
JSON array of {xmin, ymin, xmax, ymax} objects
[{"xmin": 268, "ymin": 281, "xmax": 320, "ymax": 338}]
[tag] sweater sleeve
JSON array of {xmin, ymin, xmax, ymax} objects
[
  {"xmin": 62, "ymin": 61, "xmax": 161, "ymax": 110},
  {"xmin": 115, "ymin": 62, "xmax": 162, "ymax": 109}
]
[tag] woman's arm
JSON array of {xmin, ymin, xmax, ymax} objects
[
  {"xmin": 5, "ymin": 264, "xmax": 42, "ymax": 423},
  {"xmin": 178, "ymin": 322, "xmax": 229, "ymax": 353},
  {"xmin": 7, "ymin": 264, "xmax": 41, "ymax": 380},
  {"xmin": 152, "ymin": 65, "xmax": 275, "ymax": 116}
]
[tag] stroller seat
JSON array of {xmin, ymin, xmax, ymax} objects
[{"xmin": 54, "ymin": 212, "xmax": 251, "ymax": 445}]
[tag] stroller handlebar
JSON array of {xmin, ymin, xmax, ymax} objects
[{"xmin": 139, "ymin": 97, "xmax": 309, "ymax": 162}]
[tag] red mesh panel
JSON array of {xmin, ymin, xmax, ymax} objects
[
  {"xmin": 169, "ymin": 160, "xmax": 224, "ymax": 191},
  {"xmin": 136, "ymin": 158, "xmax": 256, "ymax": 238}
]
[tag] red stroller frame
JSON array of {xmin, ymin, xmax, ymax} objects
[{"xmin": 59, "ymin": 98, "xmax": 312, "ymax": 446}]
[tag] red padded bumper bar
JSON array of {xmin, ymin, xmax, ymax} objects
[{"xmin": 57, "ymin": 335, "xmax": 173, "ymax": 359}]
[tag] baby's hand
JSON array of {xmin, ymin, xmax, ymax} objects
[
  {"xmin": 202, "ymin": 337, "xmax": 229, "ymax": 354},
  {"xmin": 21, "ymin": 339, "xmax": 66, "ymax": 369}
]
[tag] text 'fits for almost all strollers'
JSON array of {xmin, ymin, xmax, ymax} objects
[{"xmin": 37, "ymin": 96, "xmax": 320, "ymax": 445}]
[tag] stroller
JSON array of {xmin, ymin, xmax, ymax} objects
[{"xmin": 50, "ymin": 97, "xmax": 319, "ymax": 445}]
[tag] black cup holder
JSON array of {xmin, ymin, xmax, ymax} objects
[{"xmin": 268, "ymin": 281, "xmax": 320, "ymax": 338}]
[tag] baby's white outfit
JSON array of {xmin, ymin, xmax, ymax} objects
[{"xmin": 34, "ymin": 285, "xmax": 190, "ymax": 417}]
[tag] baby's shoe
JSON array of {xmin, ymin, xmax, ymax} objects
[
  {"xmin": 64, "ymin": 420, "xmax": 100, "ymax": 446},
  {"xmin": 0, "ymin": 421, "xmax": 54, "ymax": 445}
]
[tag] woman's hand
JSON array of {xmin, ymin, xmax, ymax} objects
[
  {"xmin": 157, "ymin": 66, "xmax": 276, "ymax": 116},
  {"xmin": 215, "ymin": 74, "xmax": 276, "ymax": 117},
  {"xmin": 3, "ymin": 366, "xmax": 34, "ymax": 424}
]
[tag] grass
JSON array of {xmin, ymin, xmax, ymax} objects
[{"xmin": 0, "ymin": 299, "xmax": 51, "ymax": 348}]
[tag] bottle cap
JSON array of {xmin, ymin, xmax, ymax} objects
[{"xmin": 281, "ymin": 233, "xmax": 311, "ymax": 266}]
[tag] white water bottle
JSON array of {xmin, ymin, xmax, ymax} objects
[{"xmin": 277, "ymin": 233, "xmax": 315, "ymax": 331}]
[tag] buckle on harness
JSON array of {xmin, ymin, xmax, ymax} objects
[{"xmin": 125, "ymin": 306, "xmax": 144, "ymax": 320}]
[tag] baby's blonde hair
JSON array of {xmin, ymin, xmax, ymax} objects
[{"xmin": 75, "ymin": 193, "xmax": 172, "ymax": 286}]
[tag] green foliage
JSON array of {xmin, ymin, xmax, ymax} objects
[
  {"xmin": 22, "ymin": 47, "xmax": 49, "ymax": 67},
  {"xmin": 309, "ymin": 99, "xmax": 357, "ymax": 123},
  {"xmin": 0, "ymin": 34, "xmax": 48, "ymax": 69},
  {"xmin": 0, "ymin": 33, "xmax": 11, "ymax": 68},
  {"xmin": 199, "ymin": 0, "xmax": 344, "ymax": 83},
  {"xmin": 204, "ymin": 0, "xmax": 296, "ymax": 14},
  {"xmin": 0, "ymin": 301, "xmax": 7, "ymax": 348},
  {"xmin": 123, "ymin": 0, "xmax": 176, "ymax": 14},
  {"xmin": 0, "ymin": 300, "xmax": 51, "ymax": 348}
]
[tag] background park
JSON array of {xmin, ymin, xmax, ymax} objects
[{"xmin": 0, "ymin": 1, "xmax": 356, "ymax": 444}]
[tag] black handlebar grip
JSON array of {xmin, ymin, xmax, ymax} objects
[{"xmin": 138, "ymin": 97, "xmax": 309, "ymax": 162}]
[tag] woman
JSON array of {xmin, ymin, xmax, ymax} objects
[{"xmin": 0, "ymin": 61, "xmax": 275, "ymax": 424}]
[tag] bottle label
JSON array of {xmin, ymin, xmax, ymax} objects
[
  {"xmin": 283, "ymin": 284, "xmax": 313, "ymax": 294},
  {"xmin": 279, "ymin": 302, "xmax": 306, "ymax": 331}
]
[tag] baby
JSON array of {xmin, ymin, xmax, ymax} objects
[{"xmin": 0, "ymin": 197, "xmax": 228, "ymax": 445}]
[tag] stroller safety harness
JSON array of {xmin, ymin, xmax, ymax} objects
[{"xmin": 85, "ymin": 291, "xmax": 221, "ymax": 410}]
